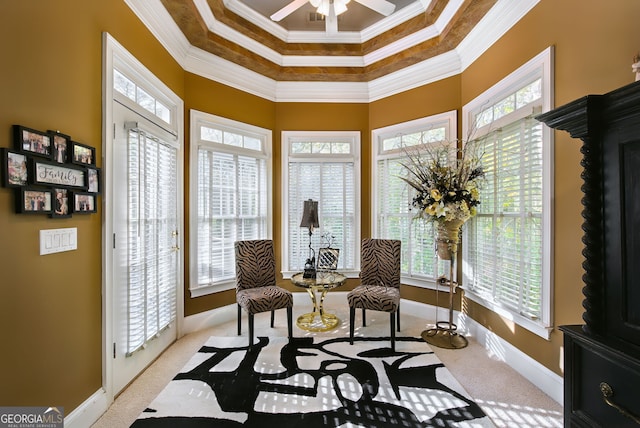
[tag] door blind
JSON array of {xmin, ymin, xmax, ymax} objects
[{"xmin": 126, "ymin": 129, "xmax": 178, "ymax": 355}]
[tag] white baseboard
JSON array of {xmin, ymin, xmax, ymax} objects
[
  {"xmin": 80, "ymin": 292, "xmax": 561, "ymax": 427},
  {"xmin": 400, "ymin": 298, "xmax": 563, "ymax": 405},
  {"xmin": 64, "ymin": 388, "xmax": 109, "ymax": 428},
  {"xmin": 182, "ymin": 303, "xmax": 236, "ymax": 335}
]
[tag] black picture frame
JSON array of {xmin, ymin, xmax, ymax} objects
[
  {"xmin": 72, "ymin": 191, "xmax": 97, "ymax": 214},
  {"xmin": 31, "ymin": 158, "xmax": 87, "ymax": 189},
  {"xmin": 50, "ymin": 188, "xmax": 71, "ymax": 218},
  {"xmin": 1, "ymin": 149, "xmax": 29, "ymax": 187},
  {"xmin": 70, "ymin": 141, "xmax": 95, "ymax": 166},
  {"xmin": 317, "ymin": 247, "xmax": 340, "ymax": 271},
  {"xmin": 87, "ymin": 166, "xmax": 101, "ymax": 194},
  {"xmin": 16, "ymin": 187, "xmax": 53, "ymax": 214},
  {"xmin": 14, "ymin": 125, "xmax": 53, "ymax": 159},
  {"xmin": 48, "ymin": 130, "xmax": 71, "ymax": 164}
]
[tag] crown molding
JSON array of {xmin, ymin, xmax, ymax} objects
[
  {"xmin": 456, "ymin": 0, "xmax": 540, "ymax": 70},
  {"xmin": 124, "ymin": 0, "xmax": 541, "ymax": 103}
]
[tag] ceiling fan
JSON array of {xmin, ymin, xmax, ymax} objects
[{"xmin": 270, "ymin": 0, "xmax": 396, "ymax": 34}]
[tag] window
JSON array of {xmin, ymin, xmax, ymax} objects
[
  {"xmin": 462, "ymin": 47, "xmax": 554, "ymax": 339},
  {"xmin": 189, "ymin": 110, "xmax": 272, "ymax": 296},
  {"xmin": 282, "ymin": 131, "xmax": 360, "ymax": 277},
  {"xmin": 372, "ymin": 111, "xmax": 457, "ymax": 287}
]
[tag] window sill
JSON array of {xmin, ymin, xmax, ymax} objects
[
  {"xmin": 461, "ymin": 287, "xmax": 553, "ymax": 340},
  {"xmin": 189, "ymin": 281, "xmax": 235, "ymax": 298}
]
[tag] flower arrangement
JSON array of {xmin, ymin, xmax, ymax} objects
[{"xmin": 400, "ymin": 139, "xmax": 485, "ymax": 225}]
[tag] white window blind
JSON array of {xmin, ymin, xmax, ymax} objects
[
  {"xmin": 283, "ymin": 132, "xmax": 360, "ymax": 276},
  {"xmin": 461, "ymin": 46, "xmax": 553, "ymax": 338},
  {"xmin": 465, "ymin": 117, "xmax": 544, "ymax": 319},
  {"xmin": 190, "ymin": 111, "xmax": 271, "ymax": 296},
  {"xmin": 126, "ymin": 129, "xmax": 178, "ymax": 355},
  {"xmin": 373, "ymin": 112, "xmax": 456, "ymax": 286}
]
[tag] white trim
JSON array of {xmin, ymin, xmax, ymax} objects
[
  {"xmin": 189, "ymin": 110, "xmax": 273, "ymax": 297},
  {"xmin": 281, "ymin": 131, "xmax": 362, "ymax": 276},
  {"xmin": 371, "ymin": 110, "xmax": 457, "ymax": 287},
  {"xmin": 102, "ymin": 30, "xmax": 185, "ymax": 407},
  {"xmin": 63, "ymin": 389, "xmax": 109, "ymax": 428},
  {"xmin": 124, "ymin": 0, "xmax": 541, "ymax": 102},
  {"xmin": 76, "ymin": 294, "xmax": 561, "ymax": 426},
  {"xmin": 461, "ymin": 46, "xmax": 554, "ymax": 340},
  {"xmin": 182, "ymin": 293, "xmax": 563, "ymax": 405},
  {"xmin": 399, "ymin": 298, "xmax": 563, "ymax": 405}
]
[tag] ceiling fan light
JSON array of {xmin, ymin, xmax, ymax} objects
[
  {"xmin": 309, "ymin": 0, "xmax": 321, "ymax": 7},
  {"xmin": 316, "ymin": 1, "xmax": 330, "ymax": 16},
  {"xmin": 334, "ymin": 1, "xmax": 348, "ymax": 15}
]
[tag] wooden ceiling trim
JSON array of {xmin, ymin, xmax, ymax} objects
[{"xmin": 160, "ymin": 0, "xmax": 497, "ymax": 82}]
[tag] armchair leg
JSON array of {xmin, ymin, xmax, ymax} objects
[
  {"xmin": 349, "ymin": 307, "xmax": 355, "ymax": 345},
  {"xmin": 397, "ymin": 307, "xmax": 401, "ymax": 331},
  {"xmin": 249, "ymin": 313, "xmax": 254, "ymax": 347},
  {"xmin": 237, "ymin": 304, "xmax": 242, "ymax": 336},
  {"xmin": 270, "ymin": 310, "xmax": 275, "ymax": 328},
  {"xmin": 362, "ymin": 308, "xmax": 366, "ymax": 327},
  {"xmin": 390, "ymin": 312, "xmax": 396, "ymax": 351},
  {"xmin": 287, "ymin": 307, "xmax": 293, "ymax": 340}
]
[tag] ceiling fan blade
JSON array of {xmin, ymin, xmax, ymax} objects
[
  {"xmin": 354, "ymin": 0, "xmax": 396, "ymax": 16},
  {"xmin": 326, "ymin": 5, "xmax": 338, "ymax": 34},
  {"xmin": 270, "ymin": 0, "xmax": 309, "ymax": 22}
]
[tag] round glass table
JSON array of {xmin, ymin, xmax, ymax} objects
[{"xmin": 291, "ymin": 271, "xmax": 346, "ymax": 332}]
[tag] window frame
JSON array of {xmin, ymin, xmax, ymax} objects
[
  {"xmin": 281, "ymin": 131, "xmax": 361, "ymax": 279},
  {"xmin": 461, "ymin": 46, "xmax": 554, "ymax": 339},
  {"xmin": 189, "ymin": 110, "xmax": 272, "ymax": 297},
  {"xmin": 371, "ymin": 110, "xmax": 457, "ymax": 288}
]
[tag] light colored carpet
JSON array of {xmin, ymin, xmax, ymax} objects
[{"xmin": 93, "ymin": 294, "xmax": 563, "ymax": 428}]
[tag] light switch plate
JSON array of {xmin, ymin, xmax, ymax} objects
[{"xmin": 40, "ymin": 227, "xmax": 78, "ymax": 255}]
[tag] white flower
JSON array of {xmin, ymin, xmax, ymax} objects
[{"xmin": 434, "ymin": 201, "xmax": 447, "ymax": 217}]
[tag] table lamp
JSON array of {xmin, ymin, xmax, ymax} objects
[{"xmin": 300, "ymin": 199, "xmax": 319, "ymax": 278}]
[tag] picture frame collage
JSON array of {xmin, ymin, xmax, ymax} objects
[{"xmin": 1, "ymin": 125, "xmax": 101, "ymax": 218}]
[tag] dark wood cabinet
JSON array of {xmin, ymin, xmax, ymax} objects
[{"xmin": 537, "ymin": 81, "xmax": 640, "ymax": 427}]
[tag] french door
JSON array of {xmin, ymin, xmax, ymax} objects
[{"xmin": 111, "ymin": 102, "xmax": 180, "ymax": 394}]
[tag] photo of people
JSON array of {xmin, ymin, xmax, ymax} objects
[
  {"xmin": 53, "ymin": 188, "xmax": 69, "ymax": 216},
  {"xmin": 53, "ymin": 134, "xmax": 68, "ymax": 163},
  {"xmin": 72, "ymin": 143, "xmax": 94, "ymax": 165},
  {"xmin": 6, "ymin": 151, "xmax": 28, "ymax": 186},
  {"xmin": 20, "ymin": 128, "xmax": 52, "ymax": 157},
  {"xmin": 23, "ymin": 190, "xmax": 52, "ymax": 212},
  {"xmin": 74, "ymin": 193, "xmax": 95, "ymax": 212},
  {"xmin": 88, "ymin": 168, "xmax": 100, "ymax": 193}
]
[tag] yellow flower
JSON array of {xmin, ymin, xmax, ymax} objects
[
  {"xmin": 430, "ymin": 189, "xmax": 442, "ymax": 201},
  {"xmin": 425, "ymin": 202, "xmax": 438, "ymax": 216}
]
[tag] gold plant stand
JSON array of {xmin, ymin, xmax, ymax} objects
[{"xmin": 422, "ymin": 235, "xmax": 468, "ymax": 349}]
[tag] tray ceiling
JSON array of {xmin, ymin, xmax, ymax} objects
[{"xmin": 124, "ymin": 0, "xmax": 539, "ymax": 101}]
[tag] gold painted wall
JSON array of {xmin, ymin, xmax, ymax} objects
[
  {"xmin": 182, "ymin": 73, "xmax": 277, "ymax": 316},
  {"xmin": 0, "ymin": 0, "xmax": 184, "ymax": 413},
  {"xmin": 369, "ymin": 0, "xmax": 640, "ymax": 376},
  {"xmin": 1, "ymin": 0, "xmax": 640, "ymax": 418}
]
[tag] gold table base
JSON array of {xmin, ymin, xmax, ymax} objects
[
  {"xmin": 296, "ymin": 312, "xmax": 340, "ymax": 332},
  {"xmin": 291, "ymin": 271, "xmax": 346, "ymax": 332}
]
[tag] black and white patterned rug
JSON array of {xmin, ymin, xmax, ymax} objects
[{"xmin": 132, "ymin": 336, "xmax": 494, "ymax": 427}]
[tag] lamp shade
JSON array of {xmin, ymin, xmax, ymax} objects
[{"xmin": 300, "ymin": 199, "xmax": 319, "ymax": 230}]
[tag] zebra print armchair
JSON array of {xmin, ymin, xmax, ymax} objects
[
  {"xmin": 235, "ymin": 240, "xmax": 293, "ymax": 346},
  {"xmin": 347, "ymin": 239, "xmax": 401, "ymax": 350}
]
